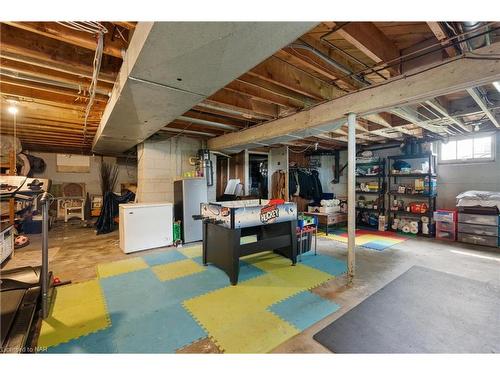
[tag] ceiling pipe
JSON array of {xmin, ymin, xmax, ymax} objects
[
  {"xmin": 161, "ymin": 128, "xmax": 217, "ymax": 137},
  {"xmin": 460, "ymin": 22, "xmax": 490, "ymax": 51},
  {"xmin": 288, "ymin": 43, "xmax": 371, "ymax": 86},
  {"xmin": 177, "ymin": 115, "xmax": 240, "ymax": 131},
  {"xmin": 0, "ymin": 69, "xmax": 110, "ymax": 96}
]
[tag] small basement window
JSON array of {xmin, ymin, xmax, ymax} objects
[{"xmin": 439, "ymin": 133, "xmax": 495, "ymax": 164}]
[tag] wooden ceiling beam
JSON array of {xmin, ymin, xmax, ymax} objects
[
  {"xmin": 335, "ymin": 22, "xmax": 401, "ymax": 75},
  {"xmin": 0, "ymin": 24, "xmax": 118, "ymax": 83},
  {"xmin": 275, "ymin": 49, "xmax": 340, "ymax": 84},
  {"xmin": 112, "ymin": 22, "xmax": 136, "ymax": 30},
  {"xmin": 4, "ymin": 22, "xmax": 127, "ymax": 59},
  {"xmin": 248, "ymin": 56, "xmax": 344, "ymax": 101},
  {"xmin": 426, "ymin": 22, "xmax": 458, "ymax": 58},
  {"xmin": 0, "ymin": 82, "xmax": 107, "ymax": 109},
  {"xmin": 1, "ymin": 119, "xmax": 96, "ymax": 133},
  {"xmin": 1, "ymin": 131, "xmax": 89, "ymax": 144},
  {"xmin": 203, "ymin": 90, "xmax": 278, "ymax": 120},
  {"xmin": 237, "ymin": 74, "xmax": 316, "ymax": 106},
  {"xmin": 224, "ymin": 80, "xmax": 303, "ymax": 110}
]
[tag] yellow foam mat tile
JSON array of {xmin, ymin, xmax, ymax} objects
[
  {"xmin": 321, "ymin": 234, "xmax": 374, "ymax": 245},
  {"xmin": 38, "ymin": 280, "xmax": 110, "ymax": 348},
  {"xmin": 213, "ymin": 311, "xmax": 299, "ymax": 353},
  {"xmin": 152, "ymin": 258, "xmax": 205, "ymax": 281},
  {"xmin": 242, "ymin": 252, "xmax": 293, "ymax": 272},
  {"xmin": 96, "ymin": 257, "xmax": 149, "ymax": 278},
  {"xmin": 184, "ymin": 261, "xmax": 333, "ymax": 352},
  {"xmin": 178, "ymin": 245, "xmax": 203, "ymax": 258}
]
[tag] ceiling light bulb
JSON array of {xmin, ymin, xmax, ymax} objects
[
  {"xmin": 493, "ymin": 81, "xmax": 500, "ymax": 93},
  {"xmin": 474, "ymin": 124, "xmax": 480, "ymax": 132},
  {"xmin": 7, "ymin": 106, "xmax": 18, "ymax": 115}
]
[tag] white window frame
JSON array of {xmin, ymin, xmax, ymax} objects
[{"xmin": 438, "ymin": 132, "xmax": 496, "ymax": 164}]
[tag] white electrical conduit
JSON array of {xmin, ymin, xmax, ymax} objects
[{"xmin": 56, "ymin": 22, "xmax": 108, "ymax": 143}]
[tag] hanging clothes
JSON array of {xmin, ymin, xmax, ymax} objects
[{"xmin": 290, "ymin": 168, "xmax": 323, "ymax": 202}]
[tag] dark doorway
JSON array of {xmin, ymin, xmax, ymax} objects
[{"xmin": 248, "ymin": 153, "xmax": 268, "ymax": 199}]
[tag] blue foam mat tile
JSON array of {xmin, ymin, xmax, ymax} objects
[
  {"xmin": 47, "ymin": 305, "xmax": 206, "ymax": 353},
  {"xmin": 269, "ymin": 291, "xmax": 340, "ymax": 331},
  {"xmin": 100, "ymin": 269, "xmax": 174, "ymax": 319},
  {"xmin": 191, "ymin": 256, "xmax": 265, "ymax": 283},
  {"xmin": 142, "ymin": 250, "xmax": 187, "ymax": 266},
  {"xmin": 361, "ymin": 241, "xmax": 389, "ymax": 251},
  {"xmin": 299, "ymin": 253, "xmax": 347, "ymax": 276}
]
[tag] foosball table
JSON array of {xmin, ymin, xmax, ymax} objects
[{"xmin": 197, "ymin": 199, "xmax": 298, "ymax": 285}]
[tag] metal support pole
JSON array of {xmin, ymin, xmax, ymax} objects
[
  {"xmin": 347, "ymin": 112, "xmax": 356, "ymax": 284},
  {"xmin": 41, "ymin": 192, "xmax": 49, "ymax": 318}
]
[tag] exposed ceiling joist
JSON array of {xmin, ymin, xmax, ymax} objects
[
  {"xmin": 335, "ymin": 22, "xmax": 401, "ymax": 75},
  {"xmin": 426, "ymin": 22, "xmax": 458, "ymax": 57},
  {"xmin": 390, "ymin": 107, "xmax": 446, "ymax": 135},
  {"xmin": 207, "ymin": 42, "xmax": 500, "ymax": 151},
  {"xmin": 424, "ymin": 99, "xmax": 470, "ymax": 132},
  {"xmin": 0, "ymin": 57, "xmax": 114, "ymax": 92},
  {"xmin": 465, "ymin": 87, "xmax": 500, "ymax": 128},
  {"xmin": 0, "ymin": 24, "xmax": 118, "ymax": 83},
  {"xmin": 4, "ymin": 22, "xmax": 127, "ymax": 59},
  {"xmin": 249, "ymin": 56, "xmax": 344, "ymax": 101}
]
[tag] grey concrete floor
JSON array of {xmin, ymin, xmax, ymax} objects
[
  {"xmin": 272, "ymin": 233, "xmax": 500, "ymax": 353},
  {"xmin": 3, "ymin": 222, "xmax": 499, "ymax": 353}
]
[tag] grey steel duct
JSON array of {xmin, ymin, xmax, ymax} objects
[
  {"xmin": 177, "ymin": 115, "xmax": 239, "ymax": 131},
  {"xmin": 288, "ymin": 43, "xmax": 369, "ymax": 86},
  {"xmin": 461, "ymin": 22, "xmax": 491, "ymax": 50}
]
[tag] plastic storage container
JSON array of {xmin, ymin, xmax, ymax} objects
[
  {"xmin": 433, "ymin": 210, "xmax": 457, "ymax": 223},
  {"xmin": 458, "ymin": 213, "xmax": 499, "ymax": 226},
  {"xmin": 458, "ymin": 222, "xmax": 499, "ymax": 237},
  {"xmin": 458, "ymin": 232, "xmax": 498, "ymax": 247},
  {"xmin": 436, "ymin": 230, "xmax": 456, "ymax": 241},
  {"xmin": 436, "ymin": 221, "xmax": 455, "ymax": 232}
]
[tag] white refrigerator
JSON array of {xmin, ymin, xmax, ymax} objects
[{"xmin": 119, "ymin": 203, "xmax": 173, "ymax": 253}]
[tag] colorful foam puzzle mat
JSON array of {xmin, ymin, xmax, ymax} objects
[
  {"xmin": 39, "ymin": 245, "xmax": 345, "ymax": 353},
  {"xmin": 319, "ymin": 228, "xmax": 408, "ymax": 251}
]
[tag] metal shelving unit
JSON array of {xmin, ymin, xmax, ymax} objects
[
  {"xmin": 387, "ymin": 153, "xmax": 437, "ymax": 237},
  {"xmin": 355, "ymin": 159, "xmax": 386, "ymax": 228}
]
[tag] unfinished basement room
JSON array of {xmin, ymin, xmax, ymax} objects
[{"xmin": 0, "ymin": 2, "xmax": 499, "ymax": 372}]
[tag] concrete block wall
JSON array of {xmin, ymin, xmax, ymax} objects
[{"xmin": 137, "ymin": 137, "xmax": 202, "ymax": 203}]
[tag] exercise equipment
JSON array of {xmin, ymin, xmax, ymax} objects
[{"xmin": 0, "ymin": 176, "xmax": 52, "ymax": 353}]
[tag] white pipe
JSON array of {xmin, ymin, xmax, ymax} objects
[{"xmin": 347, "ymin": 112, "xmax": 356, "ymax": 283}]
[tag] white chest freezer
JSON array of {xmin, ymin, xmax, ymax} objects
[{"xmin": 119, "ymin": 203, "xmax": 173, "ymax": 253}]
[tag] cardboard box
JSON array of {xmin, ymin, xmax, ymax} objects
[{"xmin": 308, "ymin": 206, "xmax": 340, "ymax": 214}]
